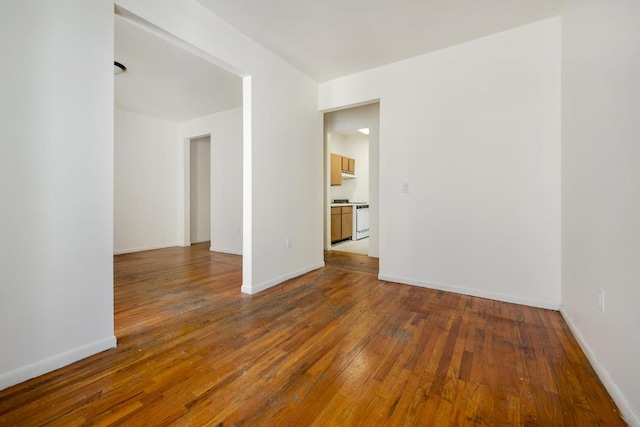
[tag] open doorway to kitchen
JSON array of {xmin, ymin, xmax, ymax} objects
[
  {"xmin": 328, "ymin": 129, "xmax": 370, "ymax": 255},
  {"xmin": 323, "ymin": 102, "xmax": 380, "ymax": 261}
]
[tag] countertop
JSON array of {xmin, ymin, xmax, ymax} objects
[{"xmin": 331, "ymin": 203, "xmax": 368, "ymax": 207}]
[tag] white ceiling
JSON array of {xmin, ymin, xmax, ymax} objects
[
  {"xmin": 196, "ymin": 0, "xmax": 562, "ymax": 82},
  {"xmin": 114, "ymin": 15, "xmax": 242, "ymax": 122}
]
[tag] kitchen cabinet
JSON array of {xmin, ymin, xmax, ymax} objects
[
  {"xmin": 331, "ymin": 207, "xmax": 341, "ymax": 242},
  {"xmin": 340, "ymin": 156, "xmax": 355, "ymax": 174},
  {"xmin": 330, "ymin": 153, "xmax": 355, "ymax": 186},
  {"xmin": 330, "ymin": 153, "xmax": 342, "ymax": 186},
  {"xmin": 341, "ymin": 156, "xmax": 349, "ymax": 172},
  {"xmin": 331, "ymin": 205, "xmax": 353, "ymax": 243},
  {"xmin": 347, "ymin": 158, "xmax": 355, "ymax": 174},
  {"xmin": 341, "ymin": 206, "xmax": 353, "ymax": 239}
]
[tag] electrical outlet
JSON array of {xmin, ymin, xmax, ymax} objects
[
  {"xmin": 285, "ymin": 238, "xmax": 292, "ymax": 248},
  {"xmin": 598, "ymin": 289, "xmax": 605, "ymax": 313}
]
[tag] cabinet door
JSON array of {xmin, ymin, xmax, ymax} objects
[
  {"xmin": 331, "ymin": 213, "xmax": 341, "ymax": 242},
  {"xmin": 341, "ymin": 156, "xmax": 349, "ymax": 172},
  {"xmin": 348, "ymin": 158, "xmax": 355, "ymax": 174},
  {"xmin": 341, "ymin": 210, "xmax": 353, "ymax": 239},
  {"xmin": 330, "ymin": 153, "xmax": 342, "ymax": 186}
]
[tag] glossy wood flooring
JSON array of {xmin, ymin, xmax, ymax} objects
[{"xmin": 0, "ymin": 243, "xmax": 625, "ymax": 426}]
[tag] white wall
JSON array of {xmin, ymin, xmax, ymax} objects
[
  {"xmin": 0, "ymin": 1, "xmax": 115, "ymax": 390},
  {"xmin": 190, "ymin": 136, "xmax": 211, "ymax": 243},
  {"xmin": 324, "ymin": 104, "xmax": 380, "ymax": 256},
  {"xmin": 180, "ymin": 108, "xmax": 243, "ymax": 255},
  {"xmin": 116, "ymin": 0, "xmax": 323, "ymax": 294},
  {"xmin": 561, "ymin": 0, "xmax": 640, "ymax": 424},
  {"xmin": 114, "ymin": 108, "xmax": 180, "ymax": 254},
  {"xmin": 320, "ymin": 18, "xmax": 561, "ymax": 309}
]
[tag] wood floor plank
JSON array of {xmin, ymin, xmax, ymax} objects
[{"xmin": 0, "ymin": 243, "xmax": 627, "ymax": 426}]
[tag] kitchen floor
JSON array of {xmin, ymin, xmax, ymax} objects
[{"xmin": 331, "ymin": 237, "xmax": 369, "ymax": 255}]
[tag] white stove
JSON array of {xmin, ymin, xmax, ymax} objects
[{"xmin": 352, "ymin": 203, "xmax": 370, "ymax": 240}]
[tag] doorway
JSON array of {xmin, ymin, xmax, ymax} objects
[
  {"xmin": 114, "ymin": 11, "xmax": 243, "ymax": 255},
  {"xmin": 190, "ymin": 136, "xmax": 211, "ymax": 244},
  {"xmin": 327, "ymin": 128, "xmax": 370, "ymax": 255},
  {"xmin": 323, "ymin": 102, "xmax": 380, "ymax": 260}
]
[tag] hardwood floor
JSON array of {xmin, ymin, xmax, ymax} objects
[
  {"xmin": 0, "ymin": 243, "xmax": 625, "ymax": 426},
  {"xmin": 324, "ymin": 250, "xmax": 379, "ymax": 275}
]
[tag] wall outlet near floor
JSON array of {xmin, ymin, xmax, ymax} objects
[
  {"xmin": 285, "ymin": 238, "xmax": 292, "ymax": 248},
  {"xmin": 598, "ymin": 289, "xmax": 605, "ymax": 313}
]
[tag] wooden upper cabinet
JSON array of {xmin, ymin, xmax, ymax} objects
[
  {"xmin": 347, "ymin": 158, "xmax": 355, "ymax": 174},
  {"xmin": 330, "ymin": 153, "xmax": 342, "ymax": 186},
  {"xmin": 340, "ymin": 156, "xmax": 355, "ymax": 174},
  {"xmin": 331, "ymin": 153, "xmax": 356, "ymax": 186}
]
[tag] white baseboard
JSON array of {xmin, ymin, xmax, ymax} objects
[
  {"xmin": 0, "ymin": 335, "xmax": 117, "ymax": 391},
  {"xmin": 114, "ymin": 243, "xmax": 177, "ymax": 255},
  {"xmin": 210, "ymin": 246, "xmax": 243, "ymax": 256},
  {"xmin": 560, "ymin": 306, "xmax": 640, "ymax": 427},
  {"xmin": 378, "ymin": 274, "xmax": 560, "ymax": 311},
  {"xmin": 241, "ymin": 262, "xmax": 325, "ymax": 295}
]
